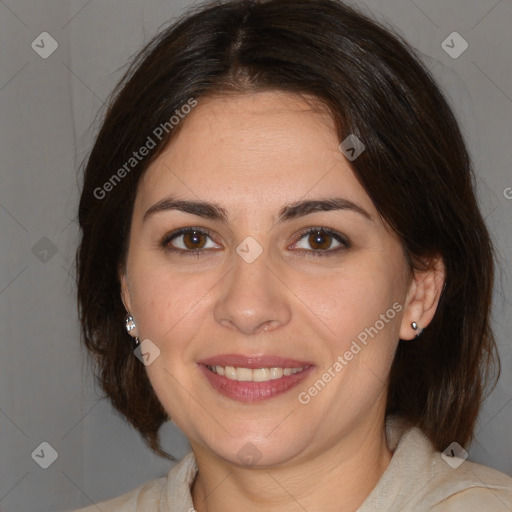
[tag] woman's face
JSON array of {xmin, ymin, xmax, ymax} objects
[{"xmin": 121, "ymin": 91, "xmax": 415, "ymax": 467}]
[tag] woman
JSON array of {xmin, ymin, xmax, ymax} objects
[{"xmin": 74, "ymin": 0, "xmax": 511, "ymax": 510}]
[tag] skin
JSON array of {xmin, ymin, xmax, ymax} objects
[{"xmin": 120, "ymin": 91, "xmax": 445, "ymax": 512}]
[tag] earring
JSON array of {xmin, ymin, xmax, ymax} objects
[
  {"xmin": 411, "ymin": 321, "xmax": 423, "ymax": 337},
  {"xmin": 125, "ymin": 315, "xmax": 136, "ymax": 333},
  {"xmin": 125, "ymin": 315, "xmax": 140, "ymax": 345}
]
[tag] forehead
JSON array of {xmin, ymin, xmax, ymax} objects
[{"xmin": 135, "ymin": 91, "xmax": 376, "ymax": 220}]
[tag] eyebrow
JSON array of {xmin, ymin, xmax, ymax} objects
[{"xmin": 142, "ymin": 196, "xmax": 373, "ymax": 224}]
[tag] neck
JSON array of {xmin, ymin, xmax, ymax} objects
[{"xmin": 190, "ymin": 416, "xmax": 392, "ymax": 512}]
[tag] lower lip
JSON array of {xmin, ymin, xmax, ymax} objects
[{"xmin": 198, "ymin": 364, "xmax": 314, "ymax": 402}]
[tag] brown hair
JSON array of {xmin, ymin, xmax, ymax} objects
[{"xmin": 76, "ymin": 0, "xmax": 500, "ymax": 459}]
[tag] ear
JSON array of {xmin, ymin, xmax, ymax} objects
[
  {"xmin": 119, "ymin": 269, "xmax": 139, "ymax": 339},
  {"xmin": 399, "ymin": 255, "xmax": 445, "ymax": 340}
]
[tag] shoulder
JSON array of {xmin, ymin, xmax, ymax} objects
[
  {"xmin": 396, "ymin": 420, "xmax": 511, "ymax": 510},
  {"xmin": 71, "ymin": 476, "xmax": 167, "ymax": 512},
  {"xmin": 70, "ymin": 452, "xmax": 198, "ymax": 512},
  {"xmin": 426, "ymin": 457, "xmax": 512, "ymax": 511},
  {"xmin": 368, "ymin": 417, "xmax": 512, "ymax": 511}
]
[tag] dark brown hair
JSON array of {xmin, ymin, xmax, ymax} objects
[{"xmin": 76, "ymin": 0, "xmax": 500, "ymax": 459}]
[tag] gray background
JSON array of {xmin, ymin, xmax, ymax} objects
[{"xmin": 0, "ymin": 0, "xmax": 510, "ymax": 511}]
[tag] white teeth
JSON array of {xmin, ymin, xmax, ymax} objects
[
  {"xmin": 209, "ymin": 365, "xmax": 304, "ymax": 382},
  {"xmin": 253, "ymin": 368, "xmax": 270, "ymax": 382},
  {"xmin": 270, "ymin": 367, "xmax": 284, "ymax": 379},
  {"xmin": 236, "ymin": 367, "xmax": 253, "ymax": 381},
  {"xmin": 225, "ymin": 366, "xmax": 237, "ymax": 379}
]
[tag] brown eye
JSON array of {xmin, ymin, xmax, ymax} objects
[
  {"xmin": 182, "ymin": 230, "xmax": 207, "ymax": 249},
  {"xmin": 292, "ymin": 227, "xmax": 349, "ymax": 256},
  {"xmin": 308, "ymin": 231, "xmax": 333, "ymax": 250},
  {"xmin": 162, "ymin": 228, "xmax": 220, "ymax": 254}
]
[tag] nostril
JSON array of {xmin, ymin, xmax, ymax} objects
[{"xmin": 257, "ymin": 321, "xmax": 275, "ymax": 333}]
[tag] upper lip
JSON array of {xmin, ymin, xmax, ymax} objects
[{"xmin": 198, "ymin": 354, "xmax": 313, "ymax": 369}]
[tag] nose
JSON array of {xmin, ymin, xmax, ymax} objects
[{"xmin": 213, "ymin": 249, "xmax": 292, "ymax": 335}]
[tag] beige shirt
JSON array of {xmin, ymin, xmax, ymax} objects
[{"xmin": 73, "ymin": 417, "xmax": 511, "ymax": 511}]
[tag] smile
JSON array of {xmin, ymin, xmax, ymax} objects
[
  {"xmin": 206, "ymin": 365, "xmax": 305, "ymax": 382},
  {"xmin": 198, "ymin": 355, "xmax": 314, "ymax": 402}
]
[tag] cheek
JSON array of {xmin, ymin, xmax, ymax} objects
[
  {"xmin": 129, "ymin": 261, "xmax": 215, "ymax": 346},
  {"xmin": 296, "ymin": 268, "xmax": 402, "ymax": 412},
  {"xmin": 295, "ymin": 261, "xmax": 402, "ymax": 347},
  {"xmin": 293, "ymin": 259, "xmax": 405, "ymax": 409},
  {"xmin": 129, "ymin": 264, "xmax": 215, "ymax": 420}
]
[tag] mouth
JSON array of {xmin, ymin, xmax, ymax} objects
[
  {"xmin": 207, "ymin": 365, "xmax": 306, "ymax": 381},
  {"xmin": 197, "ymin": 354, "xmax": 314, "ymax": 402}
]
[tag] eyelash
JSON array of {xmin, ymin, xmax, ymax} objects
[{"xmin": 159, "ymin": 226, "xmax": 350, "ymax": 258}]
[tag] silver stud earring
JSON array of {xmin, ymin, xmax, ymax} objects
[{"xmin": 411, "ymin": 321, "xmax": 423, "ymax": 337}]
